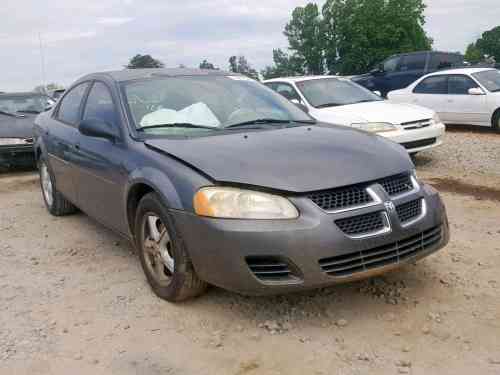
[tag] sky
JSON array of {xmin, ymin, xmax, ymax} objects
[{"xmin": 1, "ymin": 0, "xmax": 499, "ymax": 91}]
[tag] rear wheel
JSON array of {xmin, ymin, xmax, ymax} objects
[
  {"xmin": 135, "ymin": 193, "xmax": 207, "ymax": 302},
  {"xmin": 38, "ymin": 158, "xmax": 76, "ymax": 216}
]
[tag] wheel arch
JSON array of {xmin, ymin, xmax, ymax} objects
[
  {"xmin": 491, "ymin": 108, "xmax": 500, "ymax": 129},
  {"xmin": 125, "ymin": 169, "xmax": 184, "ymax": 238}
]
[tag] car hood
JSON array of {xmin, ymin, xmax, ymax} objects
[
  {"xmin": 0, "ymin": 113, "xmax": 36, "ymax": 139},
  {"xmin": 145, "ymin": 125, "xmax": 413, "ymax": 193},
  {"xmin": 310, "ymin": 101, "xmax": 434, "ymax": 126}
]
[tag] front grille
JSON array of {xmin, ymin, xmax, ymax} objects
[
  {"xmin": 308, "ymin": 186, "xmax": 373, "ymax": 211},
  {"xmin": 401, "ymin": 119, "xmax": 432, "ymax": 130},
  {"xmin": 319, "ymin": 225, "xmax": 442, "ymax": 277},
  {"xmin": 378, "ymin": 173, "xmax": 413, "ymax": 197},
  {"xmin": 307, "ymin": 173, "xmax": 414, "ymax": 211},
  {"xmin": 401, "ymin": 138, "xmax": 436, "ymax": 150},
  {"xmin": 397, "ymin": 199, "xmax": 422, "ymax": 223},
  {"xmin": 246, "ymin": 256, "xmax": 298, "ymax": 282},
  {"xmin": 335, "ymin": 211, "xmax": 386, "ymax": 237}
]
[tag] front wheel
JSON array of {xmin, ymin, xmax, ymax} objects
[
  {"xmin": 135, "ymin": 193, "xmax": 207, "ymax": 302},
  {"xmin": 492, "ymin": 111, "xmax": 500, "ymax": 132},
  {"xmin": 38, "ymin": 158, "xmax": 76, "ymax": 216}
]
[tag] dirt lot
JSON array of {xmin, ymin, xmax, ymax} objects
[{"xmin": 1, "ymin": 127, "xmax": 500, "ymax": 375}]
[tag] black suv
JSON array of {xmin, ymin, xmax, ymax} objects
[{"xmin": 352, "ymin": 51, "xmax": 464, "ymax": 97}]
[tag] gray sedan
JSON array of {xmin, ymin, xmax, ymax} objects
[{"xmin": 33, "ymin": 68, "xmax": 449, "ymax": 302}]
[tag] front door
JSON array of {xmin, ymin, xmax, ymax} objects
[{"xmin": 446, "ymin": 75, "xmax": 489, "ymax": 124}]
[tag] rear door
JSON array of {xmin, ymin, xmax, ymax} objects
[
  {"xmin": 72, "ymin": 81, "xmax": 129, "ymax": 234},
  {"xmin": 446, "ymin": 75, "xmax": 489, "ymax": 124},
  {"xmin": 46, "ymin": 82, "xmax": 90, "ymax": 203},
  {"xmin": 411, "ymin": 75, "xmax": 450, "ymax": 120}
]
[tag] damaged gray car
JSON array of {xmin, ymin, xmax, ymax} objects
[{"xmin": 33, "ymin": 69, "xmax": 449, "ymax": 302}]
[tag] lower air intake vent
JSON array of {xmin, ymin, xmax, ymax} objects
[
  {"xmin": 319, "ymin": 225, "xmax": 442, "ymax": 277},
  {"xmin": 246, "ymin": 256, "xmax": 299, "ymax": 283}
]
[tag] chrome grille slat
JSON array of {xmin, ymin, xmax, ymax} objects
[
  {"xmin": 308, "ymin": 173, "xmax": 415, "ymax": 212},
  {"xmin": 319, "ymin": 225, "xmax": 443, "ymax": 277}
]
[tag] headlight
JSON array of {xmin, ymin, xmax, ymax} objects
[
  {"xmin": 193, "ymin": 187, "xmax": 299, "ymax": 219},
  {"xmin": 432, "ymin": 113, "xmax": 442, "ymax": 124},
  {"xmin": 0, "ymin": 138, "xmax": 28, "ymax": 146},
  {"xmin": 350, "ymin": 122, "xmax": 397, "ymax": 133}
]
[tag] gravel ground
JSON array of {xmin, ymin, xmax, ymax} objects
[
  {"xmin": 415, "ymin": 126, "xmax": 500, "ymax": 179},
  {"xmin": 1, "ymin": 128, "xmax": 500, "ymax": 375}
]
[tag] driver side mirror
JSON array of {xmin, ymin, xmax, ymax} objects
[
  {"xmin": 291, "ymin": 98, "xmax": 309, "ymax": 113},
  {"xmin": 468, "ymin": 87, "xmax": 485, "ymax": 95},
  {"xmin": 370, "ymin": 64, "xmax": 384, "ymax": 75},
  {"xmin": 78, "ymin": 118, "xmax": 118, "ymax": 141}
]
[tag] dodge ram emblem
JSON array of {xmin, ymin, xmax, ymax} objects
[{"xmin": 384, "ymin": 201, "xmax": 396, "ymax": 212}]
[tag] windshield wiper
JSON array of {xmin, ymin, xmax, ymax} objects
[
  {"xmin": 0, "ymin": 110, "xmax": 24, "ymax": 118},
  {"xmin": 353, "ymin": 99, "xmax": 378, "ymax": 104},
  {"xmin": 17, "ymin": 109, "xmax": 41, "ymax": 114},
  {"xmin": 316, "ymin": 103, "xmax": 343, "ymax": 108},
  {"xmin": 224, "ymin": 118, "xmax": 292, "ymax": 129},
  {"xmin": 137, "ymin": 123, "xmax": 218, "ymax": 131}
]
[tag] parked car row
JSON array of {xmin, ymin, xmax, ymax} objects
[
  {"xmin": 388, "ymin": 68, "xmax": 500, "ymax": 130},
  {"xmin": 264, "ymin": 76, "xmax": 445, "ymax": 154},
  {"xmin": 30, "ymin": 68, "xmax": 450, "ymax": 302}
]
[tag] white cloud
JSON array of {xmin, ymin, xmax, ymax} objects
[
  {"xmin": 97, "ymin": 17, "xmax": 134, "ymax": 26},
  {"xmin": 0, "ymin": 0, "xmax": 498, "ymax": 91}
]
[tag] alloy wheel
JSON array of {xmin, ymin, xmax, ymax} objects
[
  {"xmin": 40, "ymin": 163, "xmax": 54, "ymax": 207},
  {"xmin": 142, "ymin": 213, "xmax": 175, "ymax": 286}
]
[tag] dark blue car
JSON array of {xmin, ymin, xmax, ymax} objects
[{"xmin": 33, "ymin": 69, "xmax": 449, "ymax": 302}]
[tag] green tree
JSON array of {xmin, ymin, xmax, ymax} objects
[
  {"xmin": 322, "ymin": 0, "xmax": 432, "ymax": 75},
  {"xmin": 125, "ymin": 54, "xmax": 164, "ymax": 69},
  {"xmin": 261, "ymin": 49, "xmax": 305, "ymax": 79},
  {"xmin": 228, "ymin": 56, "xmax": 259, "ymax": 79},
  {"xmin": 34, "ymin": 83, "xmax": 64, "ymax": 94},
  {"xmin": 465, "ymin": 43, "xmax": 483, "ymax": 64},
  {"xmin": 199, "ymin": 59, "xmax": 217, "ymax": 70},
  {"xmin": 284, "ymin": 3, "xmax": 324, "ymax": 74},
  {"xmin": 475, "ymin": 26, "xmax": 500, "ymax": 62}
]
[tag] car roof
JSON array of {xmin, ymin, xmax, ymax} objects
[
  {"xmin": 426, "ymin": 67, "xmax": 496, "ymax": 76},
  {"xmin": 263, "ymin": 75, "xmax": 344, "ymax": 84},
  {"xmin": 78, "ymin": 68, "xmax": 237, "ymax": 83}
]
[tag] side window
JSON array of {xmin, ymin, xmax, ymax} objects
[
  {"xmin": 83, "ymin": 82, "xmax": 118, "ymax": 126},
  {"xmin": 413, "ymin": 76, "xmax": 448, "ymax": 94},
  {"xmin": 400, "ymin": 54, "xmax": 427, "ymax": 71},
  {"xmin": 448, "ymin": 75, "xmax": 479, "ymax": 95},
  {"xmin": 57, "ymin": 83, "xmax": 89, "ymax": 125},
  {"xmin": 383, "ymin": 57, "xmax": 400, "ymax": 73},
  {"xmin": 274, "ymin": 83, "xmax": 301, "ymax": 101}
]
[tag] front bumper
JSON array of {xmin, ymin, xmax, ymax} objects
[
  {"xmin": 172, "ymin": 184, "xmax": 449, "ymax": 295},
  {"xmin": 379, "ymin": 123, "xmax": 445, "ymax": 153},
  {"xmin": 0, "ymin": 144, "xmax": 35, "ymax": 169}
]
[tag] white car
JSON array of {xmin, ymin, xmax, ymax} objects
[
  {"xmin": 388, "ymin": 68, "xmax": 500, "ymax": 131},
  {"xmin": 264, "ymin": 76, "xmax": 445, "ymax": 154}
]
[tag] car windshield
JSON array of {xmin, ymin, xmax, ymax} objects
[
  {"xmin": 122, "ymin": 75, "xmax": 314, "ymax": 136},
  {"xmin": 0, "ymin": 94, "xmax": 47, "ymax": 114},
  {"xmin": 296, "ymin": 78, "xmax": 383, "ymax": 108},
  {"xmin": 472, "ymin": 70, "xmax": 500, "ymax": 92}
]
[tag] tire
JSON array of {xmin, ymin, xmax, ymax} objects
[
  {"xmin": 135, "ymin": 192, "xmax": 207, "ymax": 302},
  {"xmin": 492, "ymin": 111, "xmax": 500, "ymax": 132},
  {"xmin": 38, "ymin": 157, "xmax": 76, "ymax": 216}
]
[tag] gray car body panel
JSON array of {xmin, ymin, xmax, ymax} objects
[{"xmin": 33, "ymin": 68, "xmax": 449, "ymax": 295}]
